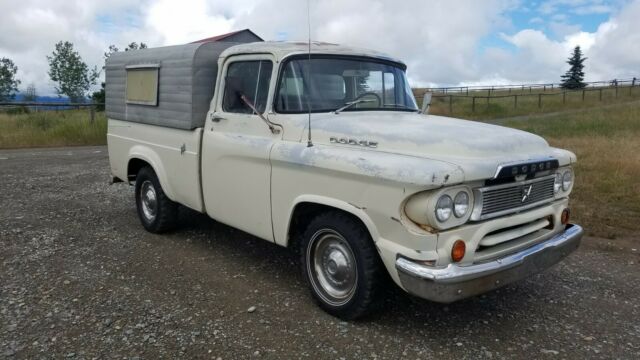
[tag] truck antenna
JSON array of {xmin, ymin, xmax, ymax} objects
[{"xmin": 306, "ymin": 0, "xmax": 313, "ymax": 147}]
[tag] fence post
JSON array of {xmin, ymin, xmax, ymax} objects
[
  {"xmin": 529, "ymin": 86, "xmax": 532, "ymax": 93},
  {"xmin": 514, "ymin": 95, "xmax": 518, "ymax": 108},
  {"xmin": 472, "ymin": 97, "xmax": 476, "ymax": 112},
  {"xmin": 543, "ymin": 85, "xmax": 546, "ymax": 92},
  {"xmin": 90, "ymin": 104, "xmax": 95, "ymax": 123},
  {"xmin": 449, "ymin": 95, "xmax": 453, "ymax": 114},
  {"xmin": 615, "ymin": 82, "xmax": 618, "ymax": 98},
  {"xmin": 582, "ymin": 90, "xmax": 586, "ymax": 101},
  {"xmin": 466, "ymin": 87, "xmax": 469, "ymax": 96},
  {"xmin": 538, "ymin": 93, "xmax": 542, "ymax": 108}
]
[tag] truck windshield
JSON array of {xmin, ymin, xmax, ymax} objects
[{"xmin": 275, "ymin": 56, "xmax": 418, "ymax": 113}]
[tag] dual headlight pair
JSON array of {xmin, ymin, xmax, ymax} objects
[
  {"xmin": 554, "ymin": 168, "xmax": 573, "ymax": 193},
  {"xmin": 404, "ymin": 186, "xmax": 473, "ymax": 231},
  {"xmin": 435, "ymin": 191, "xmax": 470, "ymax": 222}
]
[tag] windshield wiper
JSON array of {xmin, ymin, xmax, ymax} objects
[
  {"xmin": 383, "ymin": 104, "xmax": 419, "ymax": 111},
  {"xmin": 333, "ymin": 99, "xmax": 376, "ymax": 114}
]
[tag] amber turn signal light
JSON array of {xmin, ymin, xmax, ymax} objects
[
  {"xmin": 561, "ymin": 208, "xmax": 571, "ymax": 225},
  {"xmin": 451, "ymin": 240, "xmax": 466, "ymax": 262}
]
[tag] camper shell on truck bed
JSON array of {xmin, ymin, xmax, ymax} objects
[{"xmin": 105, "ymin": 40, "xmax": 258, "ymax": 130}]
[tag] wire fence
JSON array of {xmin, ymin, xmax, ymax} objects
[
  {"xmin": 414, "ymin": 79, "xmax": 640, "ymax": 114},
  {"xmin": 2, "ymin": 76, "xmax": 639, "ymax": 119},
  {"xmin": 0, "ymin": 102, "xmax": 104, "ymax": 122},
  {"xmin": 420, "ymin": 77, "xmax": 639, "ymax": 96}
]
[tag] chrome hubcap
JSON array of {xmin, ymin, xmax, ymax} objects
[
  {"xmin": 307, "ymin": 229, "xmax": 357, "ymax": 306},
  {"xmin": 140, "ymin": 180, "xmax": 157, "ymax": 222}
]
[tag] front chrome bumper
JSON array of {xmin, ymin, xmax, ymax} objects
[{"xmin": 395, "ymin": 224, "xmax": 583, "ymax": 303}]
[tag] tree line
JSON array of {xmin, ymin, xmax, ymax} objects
[
  {"xmin": 0, "ymin": 41, "xmax": 146, "ymax": 106},
  {"xmin": 0, "ymin": 42, "xmax": 591, "ymax": 106}
]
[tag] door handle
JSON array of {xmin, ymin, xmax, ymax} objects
[{"xmin": 211, "ymin": 115, "xmax": 226, "ymax": 122}]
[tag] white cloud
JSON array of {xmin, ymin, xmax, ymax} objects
[
  {"xmin": 573, "ymin": 4, "xmax": 613, "ymax": 14},
  {"xmin": 485, "ymin": 0, "xmax": 640, "ymax": 83},
  {"xmin": 233, "ymin": 0, "xmax": 516, "ymax": 86},
  {"xmin": 538, "ymin": 0, "xmax": 615, "ymax": 15},
  {"xmin": 0, "ymin": 0, "xmax": 638, "ymax": 95}
]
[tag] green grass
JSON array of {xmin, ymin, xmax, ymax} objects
[
  {"xmin": 488, "ymin": 102, "xmax": 640, "ymax": 240},
  {"xmin": 0, "ymin": 109, "xmax": 107, "ymax": 149},
  {"xmin": 422, "ymin": 85, "xmax": 640, "ymax": 120}
]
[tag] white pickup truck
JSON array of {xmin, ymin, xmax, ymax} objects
[{"xmin": 106, "ymin": 40, "xmax": 583, "ymax": 319}]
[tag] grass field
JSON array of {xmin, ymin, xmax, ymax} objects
[
  {"xmin": 424, "ymin": 85, "xmax": 640, "ymax": 120},
  {"xmin": 0, "ymin": 109, "xmax": 107, "ymax": 149},
  {"xmin": 487, "ymin": 102, "xmax": 640, "ymax": 240}
]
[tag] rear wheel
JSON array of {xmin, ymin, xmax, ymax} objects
[
  {"xmin": 300, "ymin": 211, "xmax": 384, "ymax": 319},
  {"xmin": 135, "ymin": 166, "xmax": 178, "ymax": 233}
]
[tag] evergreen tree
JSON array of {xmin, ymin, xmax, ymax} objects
[{"xmin": 560, "ymin": 46, "xmax": 587, "ymax": 89}]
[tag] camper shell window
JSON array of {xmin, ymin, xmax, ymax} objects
[{"xmin": 125, "ymin": 64, "xmax": 159, "ymax": 106}]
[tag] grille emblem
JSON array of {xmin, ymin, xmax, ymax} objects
[{"xmin": 521, "ymin": 184, "xmax": 533, "ymax": 202}]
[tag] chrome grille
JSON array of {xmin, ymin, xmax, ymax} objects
[{"xmin": 471, "ymin": 175, "xmax": 556, "ymax": 221}]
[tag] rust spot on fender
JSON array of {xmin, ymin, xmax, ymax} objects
[{"xmin": 418, "ymin": 223, "xmax": 438, "ymax": 234}]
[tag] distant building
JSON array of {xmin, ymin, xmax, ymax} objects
[{"xmin": 190, "ymin": 29, "xmax": 263, "ymax": 44}]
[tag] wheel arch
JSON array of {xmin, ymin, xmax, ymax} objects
[
  {"xmin": 126, "ymin": 145, "xmax": 177, "ymax": 201},
  {"xmin": 284, "ymin": 195, "xmax": 381, "ymax": 250}
]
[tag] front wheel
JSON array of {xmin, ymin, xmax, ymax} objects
[
  {"xmin": 300, "ymin": 211, "xmax": 385, "ymax": 319},
  {"xmin": 134, "ymin": 166, "xmax": 178, "ymax": 233}
]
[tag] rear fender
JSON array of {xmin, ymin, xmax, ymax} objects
[{"xmin": 128, "ymin": 145, "xmax": 176, "ymax": 201}]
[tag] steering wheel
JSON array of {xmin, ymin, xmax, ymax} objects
[{"xmin": 353, "ymin": 92, "xmax": 381, "ymax": 107}]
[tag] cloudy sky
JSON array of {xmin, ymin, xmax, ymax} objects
[{"xmin": 1, "ymin": 0, "xmax": 639, "ymax": 95}]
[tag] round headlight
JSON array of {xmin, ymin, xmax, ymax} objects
[
  {"xmin": 453, "ymin": 191, "xmax": 469, "ymax": 218},
  {"xmin": 562, "ymin": 170, "xmax": 573, "ymax": 191},
  {"xmin": 435, "ymin": 195, "xmax": 453, "ymax": 222},
  {"xmin": 554, "ymin": 172, "xmax": 562, "ymax": 193}
]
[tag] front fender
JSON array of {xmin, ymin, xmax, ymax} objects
[{"xmin": 284, "ymin": 194, "xmax": 381, "ymax": 247}]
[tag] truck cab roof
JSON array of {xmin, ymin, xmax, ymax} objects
[{"xmin": 219, "ymin": 41, "xmax": 406, "ymax": 68}]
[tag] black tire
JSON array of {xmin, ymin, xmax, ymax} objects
[
  {"xmin": 300, "ymin": 211, "xmax": 385, "ymax": 320},
  {"xmin": 134, "ymin": 166, "xmax": 178, "ymax": 233}
]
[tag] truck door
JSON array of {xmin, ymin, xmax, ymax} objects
[{"xmin": 201, "ymin": 55, "xmax": 279, "ymax": 242}]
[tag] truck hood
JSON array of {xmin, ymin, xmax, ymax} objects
[{"xmin": 301, "ymin": 112, "xmax": 575, "ymax": 181}]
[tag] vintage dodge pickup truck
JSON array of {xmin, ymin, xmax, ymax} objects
[{"xmin": 106, "ymin": 39, "xmax": 583, "ymax": 319}]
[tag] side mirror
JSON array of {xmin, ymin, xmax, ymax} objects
[{"xmin": 421, "ymin": 92, "xmax": 432, "ymax": 114}]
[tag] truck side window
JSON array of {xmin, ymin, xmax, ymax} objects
[{"xmin": 222, "ymin": 60, "xmax": 273, "ymax": 114}]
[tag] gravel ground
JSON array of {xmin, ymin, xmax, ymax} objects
[{"xmin": 1, "ymin": 146, "xmax": 639, "ymax": 359}]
